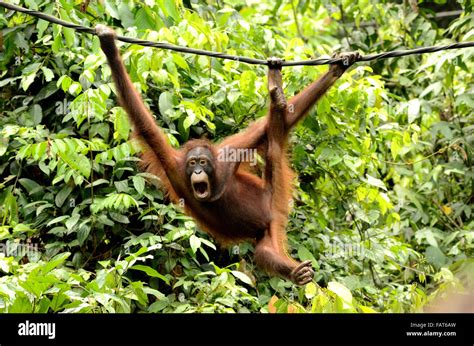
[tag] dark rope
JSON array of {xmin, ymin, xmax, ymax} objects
[{"xmin": 1, "ymin": 2, "xmax": 473, "ymax": 66}]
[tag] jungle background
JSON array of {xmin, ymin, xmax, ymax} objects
[{"xmin": 0, "ymin": 0, "xmax": 473, "ymax": 313}]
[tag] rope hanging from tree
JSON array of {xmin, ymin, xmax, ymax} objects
[{"xmin": 1, "ymin": 1, "xmax": 473, "ymax": 67}]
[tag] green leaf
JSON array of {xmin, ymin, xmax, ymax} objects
[
  {"xmin": 130, "ymin": 265, "xmax": 169, "ymax": 284},
  {"xmin": 359, "ymin": 305, "xmax": 377, "ymax": 313},
  {"xmin": 407, "ymin": 99, "xmax": 420, "ymax": 123},
  {"xmin": 47, "ymin": 215, "xmax": 69, "ymax": 227},
  {"xmin": 113, "ymin": 107, "xmax": 131, "ymax": 141},
  {"xmin": 57, "ymin": 75, "xmax": 73, "ymax": 92},
  {"xmin": 148, "ymin": 299, "xmax": 169, "ymax": 312},
  {"xmin": 159, "ymin": 91, "xmax": 176, "ymax": 118},
  {"xmin": 9, "ymin": 295, "xmax": 33, "ymax": 313},
  {"xmin": 305, "ymin": 282, "xmax": 317, "ymax": 299},
  {"xmin": 425, "ymin": 246, "xmax": 447, "ymax": 269},
  {"xmin": 36, "ymin": 297, "xmax": 51, "ymax": 313},
  {"xmin": 132, "ymin": 176, "xmax": 145, "ymax": 195},
  {"xmin": 68, "ymin": 82, "xmax": 82, "ymax": 95},
  {"xmin": 328, "ymin": 281, "xmax": 353, "ymax": 307},
  {"xmin": 23, "ymin": 62, "xmax": 41, "ymax": 74},
  {"xmin": 18, "ymin": 178, "xmax": 43, "ymax": 195},
  {"xmin": 183, "ymin": 112, "xmax": 196, "ymax": 129},
  {"xmin": 390, "ymin": 135, "xmax": 402, "ymax": 160},
  {"xmin": 55, "ymin": 185, "xmax": 73, "ymax": 207},
  {"xmin": 77, "ymin": 224, "xmax": 91, "ymax": 246},
  {"xmin": 32, "ymin": 141, "xmax": 47, "ymax": 160},
  {"xmin": 41, "ymin": 252, "xmax": 71, "ymax": 275},
  {"xmin": 455, "ymin": 94, "xmax": 474, "ymax": 108},
  {"xmin": 118, "ymin": 2, "xmax": 135, "ymax": 27},
  {"xmin": 135, "ymin": 7, "xmax": 155, "ymax": 31},
  {"xmin": 162, "ymin": 0, "xmax": 180, "ymax": 22},
  {"xmin": 189, "ymin": 235, "xmax": 201, "ymax": 253},
  {"xmin": 297, "ymin": 246, "xmax": 318, "ymax": 269},
  {"xmin": 0, "ymin": 138, "xmax": 7, "ymax": 157},
  {"xmin": 417, "ymin": 228, "xmax": 438, "ymax": 247},
  {"xmin": 172, "ymin": 54, "xmax": 189, "ymax": 70},
  {"xmin": 58, "ymin": 151, "xmax": 91, "ymax": 178},
  {"xmin": 65, "ymin": 214, "xmax": 80, "ymax": 231},
  {"xmin": 109, "ymin": 212, "xmax": 129, "ymax": 224},
  {"xmin": 41, "ymin": 66, "xmax": 54, "ymax": 82},
  {"xmin": 231, "ymin": 270, "xmax": 254, "ymax": 286},
  {"xmin": 59, "ymin": 13, "xmax": 75, "ymax": 47},
  {"xmin": 104, "ymin": 0, "xmax": 120, "ymax": 19},
  {"xmin": 114, "ymin": 180, "xmax": 129, "ymax": 193},
  {"xmin": 420, "ymin": 81, "xmax": 442, "ymax": 98},
  {"xmin": 365, "ymin": 174, "xmax": 387, "ymax": 191},
  {"xmin": 240, "ymin": 70, "xmax": 257, "ymax": 96}
]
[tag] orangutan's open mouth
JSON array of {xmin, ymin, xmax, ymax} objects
[{"xmin": 191, "ymin": 176, "xmax": 210, "ymax": 201}]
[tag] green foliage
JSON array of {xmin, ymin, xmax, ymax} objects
[{"xmin": 0, "ymin": 0, "xmax": 473, "ymax": 313}]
